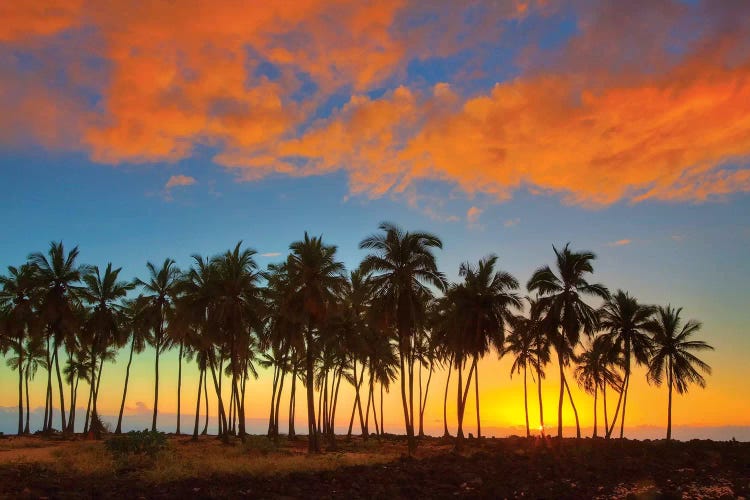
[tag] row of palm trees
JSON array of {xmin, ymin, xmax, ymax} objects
[{"xmin": 1, "ymin": 223, "xmax": 712, "ymax": 452}]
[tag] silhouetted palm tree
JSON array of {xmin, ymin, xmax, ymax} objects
[
  {"xmin": 527, "ymin": 244, "xmax": 609, "ymax": 438},
  {"xmin": 29, "ymin": 242, "xmax": 85, "ymax": 432},
  {"xmin": 0, "ymin": 264, "xmax": 40, "ymax": 434},
  {"xmin": 599, "ymin": 290, "xmax": 655, "ymax": 438},
  {"xmin": 574, "ymin": 335, "xmax": 622, "ymax": 438},
  {"xmin": 288, "ymin": 233, "xmax": 346, "ymax": 453},
  {"xmin": 115, "ymin": 296, "xmax": 149, "ymax": 433},
  {"xmin": 80, "ymin": 263, "xmax": 133, "ymax": 433},
  {"xmin": 646, "ymin": 306, "xmax": 713, "ymax": 440},
  {"xmin": 360, "ymin": 222, "xmax": 446, "ymax": 454},
  {"xmin": 136, "ymin": 259, "xmax": 180, "ymax": 432},
  {"xmin": 451, "ymin": 255, "xmax": 520, "ymax": 441},
  {"xmin": 505, "ymin": 317, "xmax": 535, "ymax": 437}
]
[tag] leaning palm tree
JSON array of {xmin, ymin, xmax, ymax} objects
[
  {"xmin": 359, "ymin": 222, "xmax": 447, "ymax": 454},
  {"xmin": 527, "ymin": 244, "xmax": 609, "ymax": 438},
  {"xmin": 574, "ymin": 335, "xmax": 622, "ymax": 438},
  {"xmin": 135, "ymin": 259, "xmax": 181, "ymax": 432},
  {"xmin": 646, "ymin": 306, "xmax": 713, "ymax": 440},
  {"xmin": 599, "ymin": 290, "xmax": 655, "ymax": 438},
  {"xmin": 29, "ymin": 241, "xmax": 85, "ymax": 432},
  {"xmin": 287, "ymin": 233, "xmax": 347, "ymax": 453}
]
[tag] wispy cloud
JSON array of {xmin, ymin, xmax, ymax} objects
[
  {"xmin": 467, "ymin": 206, "xmax": 483, "ymax": 224},
  {"xmin": 260, "ymin": 252, "xmax": 282, "ymax": 258},
  {"xmin": 607, "ymin": 239, "xmax": 632, "ymax": 247},
  {"xmin": 504, "ymin": 217, "xmax": 520, "ymax": 228},
  {"xmin": 165, "ymin": 175, "xmax": 197, "ymax": 189}
]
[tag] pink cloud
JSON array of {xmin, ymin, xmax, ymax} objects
[{"xmin": 165, "ymin": 175, "xmax": 197, "ymax": 189}]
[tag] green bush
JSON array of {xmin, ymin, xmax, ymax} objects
[{"xmin": 105, "ymin": 429, "xmax": 168, "ymax": 460}]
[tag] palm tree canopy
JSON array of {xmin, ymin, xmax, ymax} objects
[
  {"xmin": 527, "ymin": 243, "xmax": 609, "ymax": 348},
  {"xmin": 599, "ymin": 290, "xmax": 655, "ymax": 367},
  {"xmin": 646, "ymin": 305, "xmax": 713, "ymax": 394}
]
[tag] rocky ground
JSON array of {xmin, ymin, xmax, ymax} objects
[{"xmin": 0, "ymin": 434, "xmax": 748, "ymax": 498}]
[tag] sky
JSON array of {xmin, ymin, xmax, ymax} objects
[{"xmin": 1, "ymin": 0, "xmax": 749, "ymax": 439}]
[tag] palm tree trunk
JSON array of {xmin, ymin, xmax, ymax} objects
[
  {"xmin": 152, "ymin": 340, "xmax": 160, "ymax": 432},
  {"xmin": 54, "ymin": 345, "xmax": 67, "ymax": 432},
  {"xmin": 371, "ymin": 382, "xmax": 380, "ymax": 436},
  {"xmin": 202, "ymin": 368, "xmax": 209, "ymax": 435},
  {"xmin": 456, "ymin": 360, "xmax": 464, "ymax": 441},
  {"xmin": 666, "ymin": 357, "xmax": 673, "ymax": 440},
  {"xmin": 268, "ymin": 365, "xmax": 279, "ymax": 436},
  {"xmin": 380, "ymin": 382, "xmax": 384, "ymax": 435},
  {"xmin": 417, "ymin": 360, "xmax": 423, "ymax": 436},
  {"xmin": 305, "ymin": 324, "xmax": 319, "ymax": 453},
  {"xmin": 330, "ymin": 368, "xmax": 343, "ymax": 434},
  {"xmin": 92, "ymin": 357, "xmax": 104, "ymax": 424},
  {"xmin": 24, "ymin": 366, "xmax": 31, "ymax": 434},
  {"xmin": 408, "ymin": 349, "xmax": 415, "ymax": 446},
  {"xmin": 17, "ymin": 362, "xmax": 23, "ymax": 435},
  {"xmin": 443, "ymin": 357, "xmax": 453, "ymax": 437},
  {"xmin": 523, "ymin": 364, "xmax": 530, "ymax": 438},
  {"xmin": 398, "ymin": 344, "xmax": 414, "ymax": 454},
  {"xmin": 116, "ymin": 337, "xmax": 136, "ymax": 434},
  {"xmin": 603, "ymin": 383, "xmax": 609, "ymax": 438},
  {"xmin": 536, "ymin": 348, "xmax": 545, "ymax": 436},
  {"xmin": 363, "ymin": 370, "xmax": 373, "ymax": 438},
  {"xmin": 475, "ymin": 357, "xmax": 481, "ymax": 439},
  {"xmin": 176, "ymin": 340, "xmax": 183, "ymax": 435},
  {"xmin": 274, "ymin": 369, "xmax": 285, "ymax": 439},
  {"xmin": 592, "ymin": 384, "xmax": 598, "ymax": 438},
  {"xmin": 43, "ymin": 334, "xmax": 51, "ymax": 431},
  {"xmin": 607, "ymin": 357, "xmax": 629, "ymax": 438},
  {"xmin": 619, "ymin": 371, "xmax": 630, "ymax": 439},
  {"xmin": 193, "ymin": 366, "xmax": 204, "ymax": 439},
  {"xmin": 83, "ymin": 368, "xmax": 93, "ymax": 433},
  {"xmin": 288, "ymin": 365, "xmax": 297, "ymax": 438},
  {"xmin": 67, "ymin": 369, "xmax": 75, "ymax": 433},
  {"xmin": 70, "ymin": 376, "xmax": 79, "ymax": 433},
  {"xmin": 347, "ymin": 361, "xmax": 363, "ymax": 437},
  {"xmin": 208, "ymin": 356, "xmax": 228, "ymax": 441},
  {"xmin": 563, "ymin": 374, "xmax": 580, "ymax": 438},
  {"xmin": 556, "ymin": 350, "xmax": 565, "ymax": 438}
]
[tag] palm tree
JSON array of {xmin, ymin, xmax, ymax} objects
[
  {"xmin": 599, "ymin": 290, "xmax": 655, "ymax": 438},
  {"xmin": 574, "ymin": 335, "xmax": 622, "ymax": 438},
  {"xmin": 287, "ymin": 233, "xmax": 346, "ymax": 453},
  {"xmin": 446, "ymin": 256, "xmax": 519, "ymax": 442},
  {"xmin": 505, "ymin": 318, "xmax": 535, "ymax": 438},
  {"xmin": 527, "ymin": 244, "xmax": 609, "ymax": 438},
  {"xmin": 23, "ymin": 337, "xmax": 49, "ymax": 433},
  {"xmin": 62, "ymin": 347, "xmax": 89, "ymax": 433},
  {"xmin": 0, "ymin": 264, "xmax": 39, "ymax": 434},
  {"xmin": 29, "ymin": 242, "xmax": 85, "ymax": 432},
  {"xmin": 115, "ymin": 296, "xmax": 149, "ymax": 433},
  {"xmin": 135, "ymin": 259, "xmax": 181, "ymax": 432},
  {"xmin": 646, "ymin": 306, "xmax": 713, "ymax": 440},
  {"xmin": 80, "ymin": 263, "xmax": 133, "ymax": 432},
  {"xmin": 359, "ymin": 222, "xmax": 446, "ymax": 454}
]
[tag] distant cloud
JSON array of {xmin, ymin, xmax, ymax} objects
[
  {"xmin": 165, "ymin": 174, "xmax": 197, "ymax": 189},
  {"xmin": 671, "ymin": 234, "xmax": 685, "ymax": 242},
  {"xmin": 504, "ymin": 217, "xmax": 520, "ymax": 228},
  {"xmin": 260, "ymin": 252, "xmax": 282, "ymax": 258},
  {"xmin": 607, "ymin": 239, "xmax": 632, "ymax": 247},
  {"xmin": 467, "ymin": 206, "xmax": 483, "ymax": 224}
]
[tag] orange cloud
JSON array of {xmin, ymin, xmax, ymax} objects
[
  {"xmin": 607, "ymin": 239, "xmax": 632, "ymax": 247},
  {"xmin": 2, "ymin": 1, "xmax": 750, "ymax": 208},
  {"xmin": 165, "ymin": 175, "xmax": 197, "ymax": 189},
  {"xmin": 467, "ymin": 206, "xmax": 483, "ymax": 224}
]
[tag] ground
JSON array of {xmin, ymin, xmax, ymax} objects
[{"xmin": 0, "ymin": 433, "xmax": 748, "ymax": 498}]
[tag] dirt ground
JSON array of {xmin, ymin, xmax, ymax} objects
[{"xmin": 0, "ymin": 434, "xmax": 748, "ymax": 499}]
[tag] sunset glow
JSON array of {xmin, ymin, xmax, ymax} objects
[{"xmin": 1, "ymin": 0, "xmax": 749, "ymax": 443}]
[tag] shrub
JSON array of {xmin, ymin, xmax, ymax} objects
[{"xmin": 105, "ymin": 429, "xmax": 168, "ymax": 460}]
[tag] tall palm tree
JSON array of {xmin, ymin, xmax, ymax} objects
[
  {"xmin": 451, "ymin": 255, "xmax": 520, "ymax": 441},
  {"xmin": 574, "ymin": 335, "xmax": 622, "ymax": 438},
  {"xmin": 359, "ymin": 222, "xmax": 446, "ymax": 454},
  {"xmin": 288, "ymin": 233, "xmax": 346, "ymax": 453},
  {"xmin": 646, "ymin": 306, "xmax": 713, "ymax": 440},
  {"xmin": 23, "ymin": 337, "xmax": 49, "ymax": 433},
  {"xmin": 80, "ymin": 263, "xmax": 133, "ymax": 432},
  {"xmin": 0, "ymin": 264, "xmax": 40, "ymax": 434},
  {"xmin": 599, "ymin": 290, "xmax": 655, "ymax": 438},
  {"xmin": 115, "ymin": 296, "xmax": 149, "ymax": 433},
  {"xmin": 135, "ymin": 259, "xmax": 181, "ymax": 432},
  {"xmin": 505, "ymin": 318, "xmax": 535, "ymax": 438},
  {"xmin": 29, "ymin": 241, "xmax": 85, "ymax": 432},
  {"xmin": 527, "ymin": 244, "xmax": 609, "ymax": 438}
]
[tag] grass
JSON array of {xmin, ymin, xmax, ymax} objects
[{"xmin": 2, "ymin": 434, "xmax": 402, "ymax": 484}]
